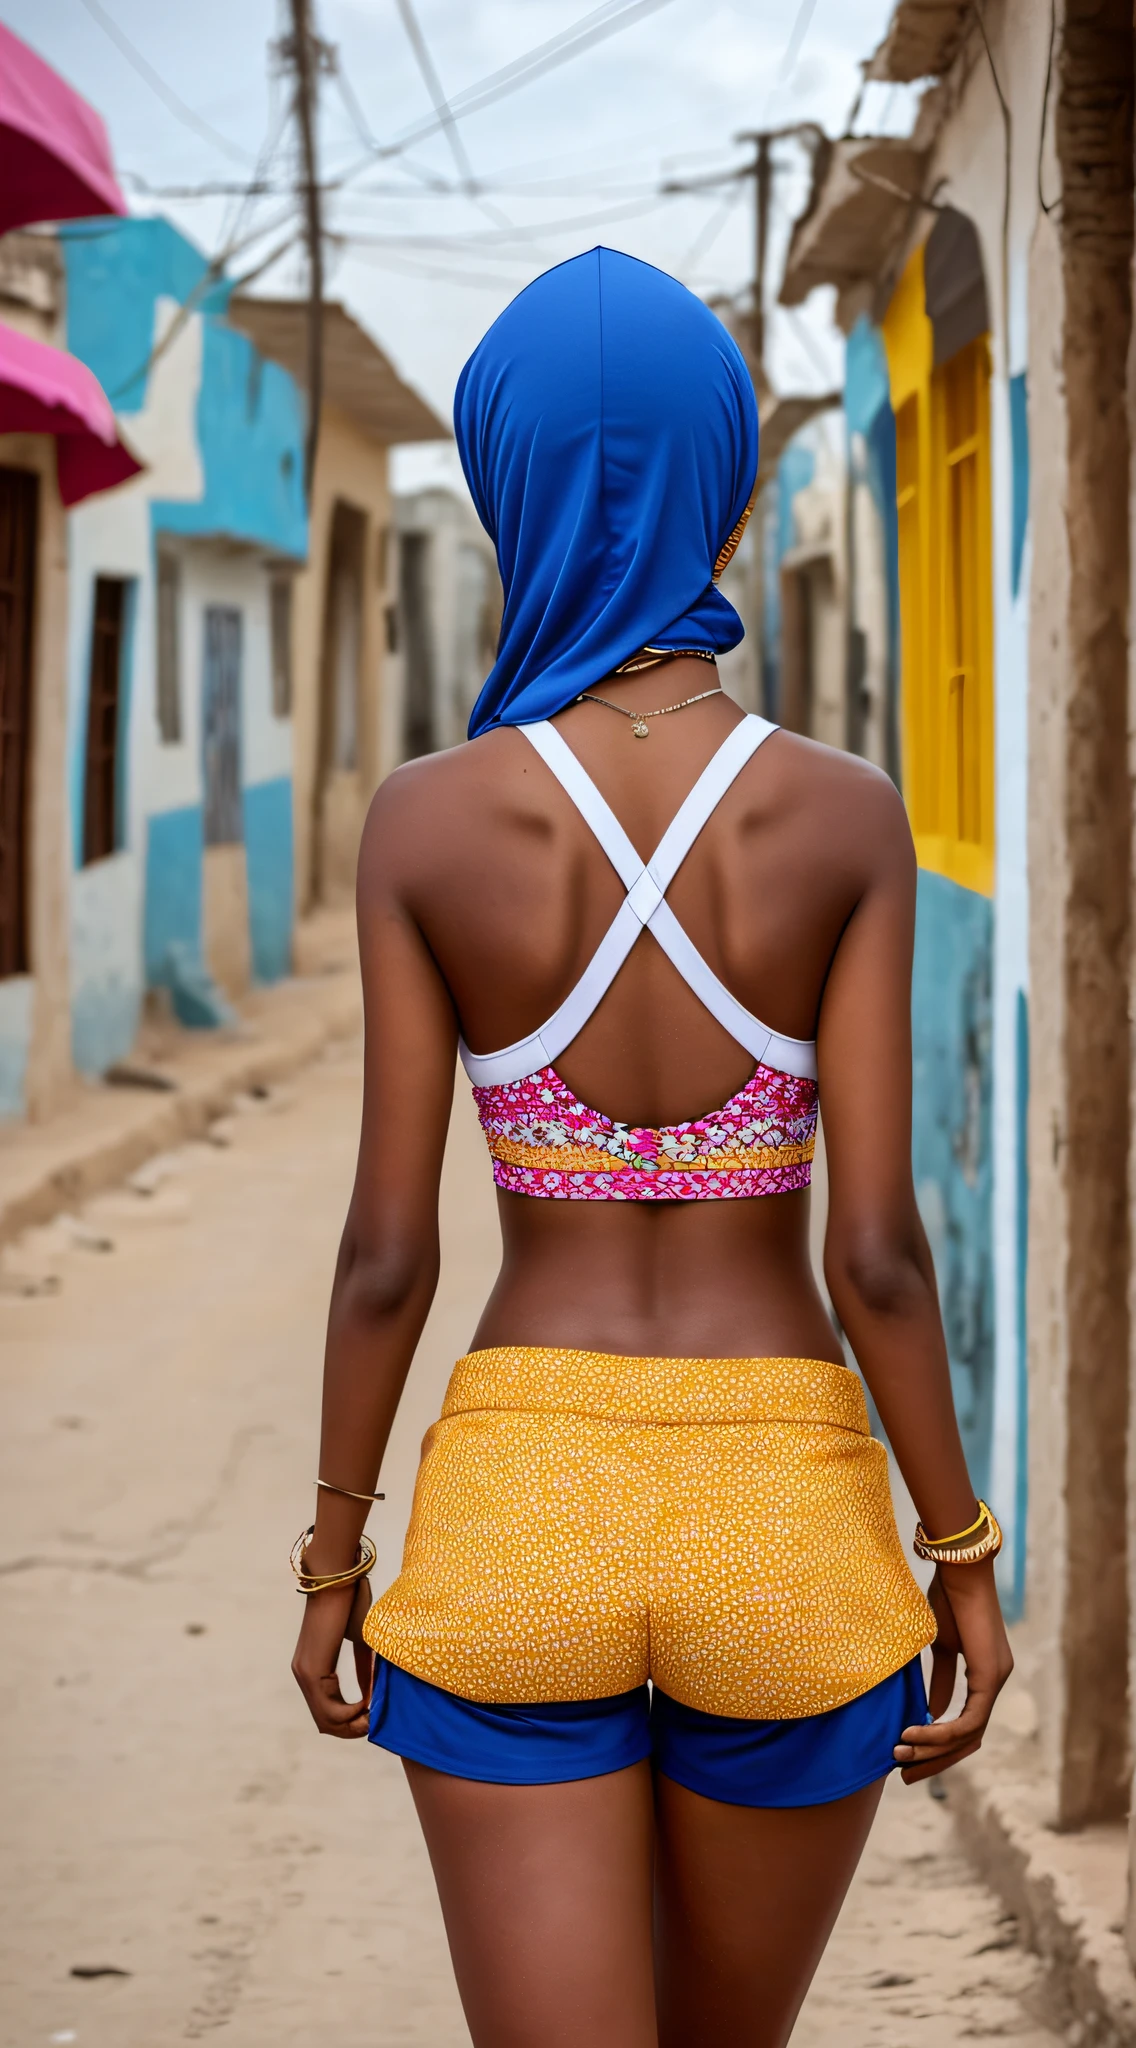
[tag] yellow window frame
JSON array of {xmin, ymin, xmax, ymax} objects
[{"xmin": 882, "ymin": 245, "xmax": 995, "ymax": 897}]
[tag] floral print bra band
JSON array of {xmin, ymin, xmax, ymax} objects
[{"xmin": 461, "ymin": 715, "xmax": 818, "ymax": 1203}]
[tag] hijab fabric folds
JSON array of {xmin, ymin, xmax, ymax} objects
[{"xmin": 456, "ymin": 247, "xmax": 759, "ymax": 738}]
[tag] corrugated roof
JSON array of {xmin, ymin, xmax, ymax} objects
[
  {"xmin": 865, "ymin": 0, "xmax": 973, "ymax": 84},
  {"xmin": 779, "ymin": 136, "xmax": 927, "ymax": 309},
  {"xmin": 226, "ymin": 295, "xmax": 448, "ymax": 446}
]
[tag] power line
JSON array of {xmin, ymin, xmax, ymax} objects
[
  {"xmin": 393, "ymin": 0, "xmax": 479, "ymax": 191},
  {"xmin": 390, "ymin": 0, "xmax": 520, "ymax": 238},
  {"xmin": 74, "ymin": 0, "xmax": 254, "ymax": 166},
  {"xmin": 679, "ymin": 181, "xmax": 744, "ymax": 278},
  {"xmin": 340, "ymin": 193, "xmax": 667, "ymax": 251},
  {"xmin": 341, "ymin": 0, "xmax": 680, "ymax": 170},
  {"xmin": 759, "ymin": 0, "xmax": 820, "ymax": 122}
]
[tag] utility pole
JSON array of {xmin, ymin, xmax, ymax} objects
[
  {"xmin": 663, "ymin": 125, "xmax": 821, "ymax": 391},
  {"xmin": 748, "ymin": 133, "xmax": 772, "ymax": 385},
  {"xmin": 286, "ymin": 0, "xmax": 323, "ymax": 502}
]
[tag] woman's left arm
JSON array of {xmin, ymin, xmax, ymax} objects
[{"xmin": 291, "ymin": 776, "xmax": 459, "ymax": 1739}]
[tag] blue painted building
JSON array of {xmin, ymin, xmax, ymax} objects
[
  {"xmin": 59, "ymin": 216, "xmax": 307, "ymax": 1066},
  {"xmin": 760, "ymin": 278, "xmax": 1023, "ymax": 1610}
]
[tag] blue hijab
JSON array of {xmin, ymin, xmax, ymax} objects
[{"xmin": 456, "ymin": 246, "xmax": 758, "ymax": 738}]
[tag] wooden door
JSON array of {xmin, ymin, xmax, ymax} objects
[
  {"xmin": 0, "ymin": 468, "xmax": 37, "ymax": 976},
  {"xmin": 83, "ymin": 576, "xmax": 127, "ymax": 865}
]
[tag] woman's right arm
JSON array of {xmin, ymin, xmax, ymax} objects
[
  {"xmin": 291, "ymin": 773, "xmax": 459, "ymax": 1739},
  {"xmin": 817, "ymin": 771, "xmax": 1012, "ymax": 1781}
]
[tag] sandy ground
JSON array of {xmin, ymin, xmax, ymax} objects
[{"xmin": 0, "ymin": 1040, "xmax": 1057, "ymax": 2047}]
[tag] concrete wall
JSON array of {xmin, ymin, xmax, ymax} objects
[{"xmin": 60, "ymin": 218, "xmax": 306, "ymax": 1058}]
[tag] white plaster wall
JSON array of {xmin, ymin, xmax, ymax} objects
[
  {"xmin": 913, "ymin": 0, "xmax": 1049, "ymax": 1582},
  {"xmin": 0, "ymin": 977, "xmax": 34, "ymax": 1119},
  {"xmin": 70, "ymin": 851, "xmax": 143, "ymax": 1074}
]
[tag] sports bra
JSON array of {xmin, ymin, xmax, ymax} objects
[{"xmin": 461, "ymin": 714, "xmax": 818, "ymax": 1200}]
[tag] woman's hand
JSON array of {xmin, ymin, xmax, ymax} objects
[
  {"xmin": 892, "ymin": 1561, "xmax": 1013, "ymax": 1783},
  {"xmin": 291, "ymin": 1576, "xmax": 375, "ymax": 1739}
]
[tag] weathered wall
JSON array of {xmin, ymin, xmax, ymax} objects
[
  {"xmin": 0, "ymin": 435, "xmax": 74, "ymax": 1120},
  {"xmin": 1022, "ymin": 208, "xmax": 1071, "ymax": 1796},
  {"xmin": 911, "ymin": 870, "xmax": 996, "ymax": 1494},
  {"xmin": 1021, "ymin": 0, "xmax": 1135, "ymax": 1829},
  {"xmin": 1058, "ymin": 0, "xmax": 1134, "ymax": 1829},
  {"xmin": 62, "ymin": 217, "xmax": 307, "ymax": 1057}
]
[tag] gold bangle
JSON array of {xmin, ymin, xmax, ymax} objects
[
  {"xmin": 918, "ymin": 1502, "xmax": 988, "ymax": 1547},
  {"xmin": 913, "ymin": 1500, "xmax": 1003, "ymax": 1566},
  {"xmin": 315, "ymin": 1478, "xmax": 385, "ymax": 1503},
  {"xmin": 290, "ymin": 1527, "xmax": 377, "ymax": 1594}
]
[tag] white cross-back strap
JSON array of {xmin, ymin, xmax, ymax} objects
[{"xmin": 458, "ymin": 713, "xmax": 818, "ymax": 1088}]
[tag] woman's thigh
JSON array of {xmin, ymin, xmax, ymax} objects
[
  {"xmin": 653, "ymin": 1772, "xmax": 886, "ymax": 2048},
  {"xmin": 404, "ymin": 1758, "xmax": 658, "ymax": 2048}
]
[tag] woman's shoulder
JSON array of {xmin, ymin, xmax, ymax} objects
[
  {"xmin": 740, "ymin": 727, "xmax": 915, "ymax": 906},
  {"xmin": 762, "ymin": 727, "xmax": 913, "ymax": 859},
  {"xmin": 357, "ymin": 730, "xmax": 529, "ymax": 885}
]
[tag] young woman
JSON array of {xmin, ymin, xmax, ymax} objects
[{"xmin": 291, "ymin": 247, "xmax": 1012, "ymax": 2048}]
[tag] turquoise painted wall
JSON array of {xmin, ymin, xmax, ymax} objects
[
  {"xmin": 60, "ymin": 216, "xmax": 306, "ymax": 1049},
  {"xmin": 845, "ymin": 318, "xmax": 900, "ymax": 782},
  {"xmin": 244, "ymin": 777, "xmax": 294, "ymax": 983},
  {"xmin": 144, "ymin": 804, "xmax": 204, "ymax": 987},
  {"xmin": 72, "ymin": 960, "xmax": 139, "ymax": 1079},
  {"xmin": 60, "ymin": 218, "xmax": 307, "ymax": 562},
  {"xmin": 911, "ymin": 868, "xmax": 996, "ymax": 1495}
]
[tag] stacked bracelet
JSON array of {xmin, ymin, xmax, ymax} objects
[
  {"xmin": 290, "ymin": 1527, "xmax": 377, "ymax": 1595},
  {"xmin": 913, "ymin": 1500, "xmax": 1002, "ymax": 1566},
  {"xmin": 315, "ymin": 1478, "xmax": 385, "ymax": 1503}
]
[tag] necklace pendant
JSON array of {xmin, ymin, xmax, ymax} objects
[{"xmin": 631, "ymin": 719, "xmax": 650, "ymax": 738}]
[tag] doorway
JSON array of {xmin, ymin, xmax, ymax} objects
[
  {"xmin": 0, "ymin": 467, "xmax": 36, "ymax": 978},
  {"xmin": 202, "ymin": 604, "xmax": 249, "ymax": 996},
  {"xmin": 314, "ymin": 500, "xmax": 367, "ymax": 903}
]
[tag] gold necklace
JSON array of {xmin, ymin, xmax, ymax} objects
[{"xmin": 576, "ymin": 684, "xmax": 723, "ymax": 738}]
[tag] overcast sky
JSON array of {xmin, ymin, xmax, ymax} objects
[{"xmin": 4, "ymin": 0, "xmax": 907, "ymax": 485}]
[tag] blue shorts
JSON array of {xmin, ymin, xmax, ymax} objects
[{"xmin": 368, "ymin": 1654, "xmax": 930, "ymax": 1808}]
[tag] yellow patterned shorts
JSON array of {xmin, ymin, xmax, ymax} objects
[{"xmin": 363, "ymin": 1346, "xmax": 935, "ymax": 1720}]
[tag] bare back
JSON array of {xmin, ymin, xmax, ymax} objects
[{"xmin": 361, "ymin": 664, "xmax": 918, "ymax": 1365}]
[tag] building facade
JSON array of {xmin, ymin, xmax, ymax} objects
[
  {"xmin": 777, "ymin": 0, "xmax": 1136, "ymax": 1949},
  {"xmin": 394, "ymin": 486, "xmax": 501, "ymax": 757},
  {"xmin": 227, "ymin": 298, "xmax": 447, "ymax": 909},
  {"xmin": 60, "ymin": 218, "xmax": 308, "ymax": 1056}
]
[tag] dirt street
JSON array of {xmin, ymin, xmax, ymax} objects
[{"xmin": 1, "ymin": 1040, "xmax": 1056, "ymax": 2047}]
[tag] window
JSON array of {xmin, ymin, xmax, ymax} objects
[
  {"xmin": 156, "ymin": 550, "xmax": 182, "ymax": 743},
  {"xmin": 269, "ymin": 572, "xmax": 293, "ymax": 718},
  {"xmin": 83, "ymin": 576, "xmax": 129, "ymax": 866},
  {"xmin": 0, "ymin": 467, "xmax": 37, "ymax": 975},
  {"xmin": 883, "ymin": 245, "xmax": 994, "ymax": 896}
]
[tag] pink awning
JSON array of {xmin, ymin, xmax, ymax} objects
[
  {"xmin": 0, "ymin": 24, "xmax": 127, "ymax": 235},
  {"xmin": 0, "ymin": 321, "xmax": 142, "ymax": 505}
]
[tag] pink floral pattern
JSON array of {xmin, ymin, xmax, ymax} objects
[{"xmin": 472, "ymin": 1062, "xmax": 817, "ymax": 1201}]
